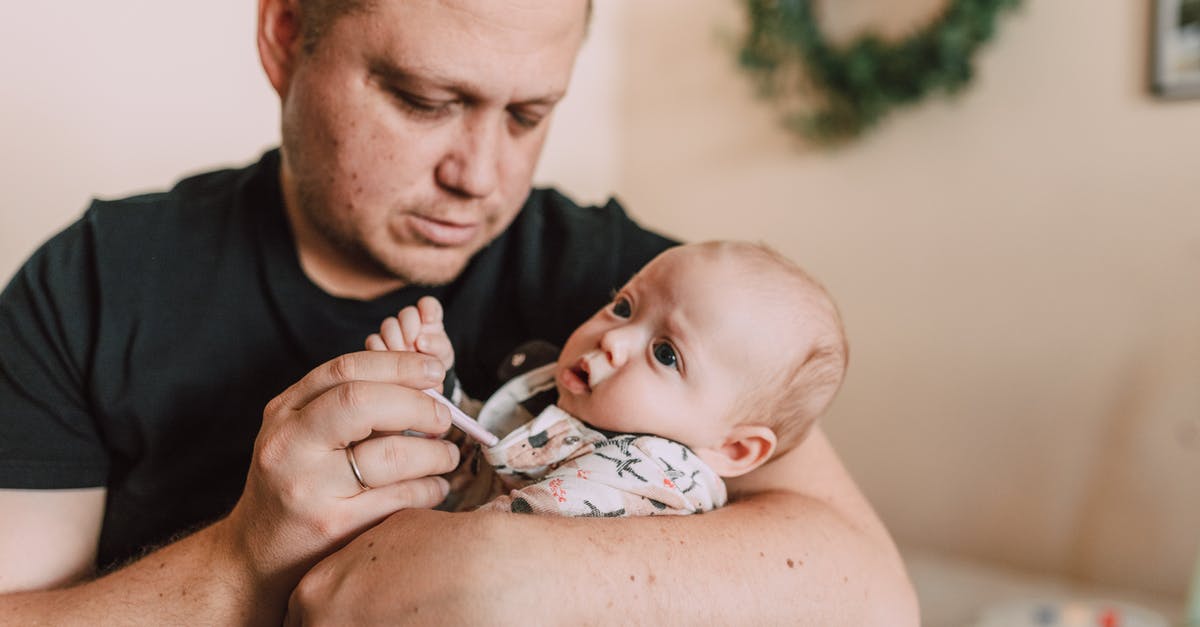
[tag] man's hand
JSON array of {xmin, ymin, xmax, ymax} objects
[{"xmin": 223, "ymin": 349, "xmax": 461, "ymax": 603}]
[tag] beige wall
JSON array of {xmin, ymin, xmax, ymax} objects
[
  {"xmin": 3, "ymin": 0, "xmax": 1198, "ymax": 601},
  {"xmin": 613, "ymin": 0, "xmax": 1200, "ymax": 599},
  {"xmin": 0, "ymin": 2, "xmax": 277, "ymax": 279}
]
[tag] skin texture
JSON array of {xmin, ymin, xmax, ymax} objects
[
  {"xmin": 271, "ymin": 0, "xmax": 586, "ymax": 298},
  {"xmin": 0, "ymin": 0, "xmax": 919, "ymax": 624}
]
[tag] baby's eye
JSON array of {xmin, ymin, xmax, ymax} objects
[
  {"xmin": 611, "ymin": 296, "xmax": 632, "ymax": 318},
  {"xmin": 652, "ymin": 342, "xmax": 678, "ymax": 369}
]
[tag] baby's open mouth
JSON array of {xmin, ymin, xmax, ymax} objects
[
  {"xmin": 570, "ymin": 361, "xmax": 591, "ymax": 390},
  {"xmin": 560, "ymin": 351, "xmax": 605, "ymax": 395}
]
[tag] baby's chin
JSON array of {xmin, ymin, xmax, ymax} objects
[
  {"xmin": 553, "ymin": 381, "xmax": 576, "ymax": 413},
  {"xmin": 553, "ymin": 382, "xmax": 590, "ymax": 423}
]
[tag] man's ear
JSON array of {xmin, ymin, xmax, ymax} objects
[
  {"xmin": 694, "ymin": 425, "xmax": 777, "ymax": 478},
  {"xmin": 258, "ymin": 0, "xmax": 303, "ymax": 98}
]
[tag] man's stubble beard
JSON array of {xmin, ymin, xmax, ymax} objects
[{"xmin": 293, "ymin": 179, "xmax": 471, "ymax": 289}]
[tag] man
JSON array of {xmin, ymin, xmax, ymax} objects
[{"xmin": 0, "ymin": 0, "xmax": 917, "ymax": 624}]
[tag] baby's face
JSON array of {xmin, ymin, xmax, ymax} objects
[{"xmin": 554, "ymin": 246, "xmax": 804, "ymax": 450}]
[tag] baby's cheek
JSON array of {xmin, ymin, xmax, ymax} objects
[
  {"xmin": 587, "ymin": 391, "xmax": 632, "ymax": 431},
  {"xmin": 554, "ymin": 393, "xmax": 581, "ymax": 419}
]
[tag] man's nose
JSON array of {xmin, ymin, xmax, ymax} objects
[{"xmin": 435, "ymin": 112, "xmax": 501, "ymax": 199}]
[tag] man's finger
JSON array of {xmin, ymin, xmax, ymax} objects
[
  {"xmin": 301, "ymin": 381, "xmax": 451, "ymax": 446},
  {"xmin": 348, "ymin": 436, "xmax": 459, "ymax": 489},
  {"xmin": 274, "ymin": 351, "xmax": 444, "ymax": 413},
  {"xmin": 353, "ymin": 476, "xmax": 451, "ymax": 514}
]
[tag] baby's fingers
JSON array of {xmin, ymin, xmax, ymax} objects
[
  {"xmin": 365, "ymin": 333, "xmax": 387, "ymax": 351},
  {"xmin": 416, "ymin": 296, "xmax": 444, "ymax": 325},
  {"xmin": 397, "ymin": 306, "xmax": 423, "ymax": 349},
  {"xmin": 380, "ymin": 316, "xmax": 410, "ymax": 351},
  {"xmin": 415, "ymin": 333, "xmax": 454, "ymax": 368}
]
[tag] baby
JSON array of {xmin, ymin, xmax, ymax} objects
[{"xmin": 366, "ymin": 241, "xmax": 848, "ymax": 517}]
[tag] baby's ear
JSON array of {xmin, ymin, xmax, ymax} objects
[{"xmin": 694, "ymin": 425, "xmax": 777, "ymax": 478}]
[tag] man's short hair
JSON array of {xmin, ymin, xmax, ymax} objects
[
  {"xmin": 297, "ymin": 0, "xmax": 594, "ymax": 55},
  {"xmin": 297, "ymin": 0, "xmax": 374, "ymax": 55}
]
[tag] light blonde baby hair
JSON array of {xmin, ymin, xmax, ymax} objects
[{"xmin": 692, "ymin": 241, "xmax": 849, "ymax": 453}]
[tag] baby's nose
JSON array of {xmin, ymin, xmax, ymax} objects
[
  {"xmin": 581, "ymin": 349, "xmax": 615, "ymax": 387},
  {"xmin": 598, "ymin": 328, "xmax": 633, "ymax": 368}
]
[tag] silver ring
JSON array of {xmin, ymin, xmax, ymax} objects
[{"xmin": 345, "ymin": 444, "xmax": 370, "ymax": 491}]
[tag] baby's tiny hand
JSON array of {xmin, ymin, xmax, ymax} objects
[{"xmin": 365, "ymin": 296, "xmax": 455, "ymax": 372}]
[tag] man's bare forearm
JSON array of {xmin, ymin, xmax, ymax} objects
[
  {"xmin": 0, "ymin": 519, "xmax": 283, "ymax": 626},
  {"xmin": 481, "ymin": 493, "xmax": 915, "ymax": 624},
  {"xmin": 294, "ymin": 496, "xmax": 918, "ymax": 625}
]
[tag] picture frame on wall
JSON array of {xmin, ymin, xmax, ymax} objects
[{"xmin": 1153, "ymin": 0, "xmax": 1200, "ymax": 97}]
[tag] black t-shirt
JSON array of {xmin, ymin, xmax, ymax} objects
[{"xmin": 0, "ymin": 149, "xmax": 674, "ymax": 570}]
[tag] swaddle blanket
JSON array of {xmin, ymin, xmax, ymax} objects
[{"xmin": 445, "ymin": 362, "xmax": 726, "ymax": 517}]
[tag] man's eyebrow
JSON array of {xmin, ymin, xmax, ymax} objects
[
  {"xmin": 512, "ymin": 92, "xmax": 566, "ymax": 107},
  {"xmin": 368, "ymin": 59, "xmax": 565, "ymax": 105},
  {"xmin": 368, "ymin": 59, "xmax": 451, "ymax": 90}
]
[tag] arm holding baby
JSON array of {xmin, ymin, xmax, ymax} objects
[{"xmin": 299, "ymin": 242, "xmax": 918, "ymax": 625}]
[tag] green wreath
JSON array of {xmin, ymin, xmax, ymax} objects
[{"xmin": 738, "ymin": 0, "xmax": 1021, "ymax": 144}]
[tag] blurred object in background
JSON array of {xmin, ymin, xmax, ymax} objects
[
  {"xmin": 975, "ymin": 598, "xmax": 1167, "ymax": 627},
  {"xmin": 1153, "ymin": 0, "xmax": 1200, "ymax": 97},
  {"xmin": 1188, "ymin": 545, "xmax": 1200, "ymax": 625},
  {"xmin": 736, "ymin": 0, "xmax": 1022, "ymax": 144}
]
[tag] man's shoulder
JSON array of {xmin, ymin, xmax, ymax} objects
[
  {"xmin": 481, "ymin": 187, "xmax": 676, "ymax": 319},
  {"xmin": 66, "ymin": 152, "xmax": 279, "ymax": 295},
  {"xmin": 520, "ymin": 187, "xmax": 641, "ymax": 232},
  {"xmin": 86, "ymin": 154, "xmax": 270, "ymax": 230},
  {"xmin": 510, "ymin": 187, "xmax": 677, "ymax": 267}
]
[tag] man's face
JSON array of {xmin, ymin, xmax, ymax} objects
[
  {"xmin": 555, "ymin": 247, "xmax": 805, "ymax": 450},
  {"xmin": 277, "ymin": 0, "xmax": 588, "ymax": 288}
]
